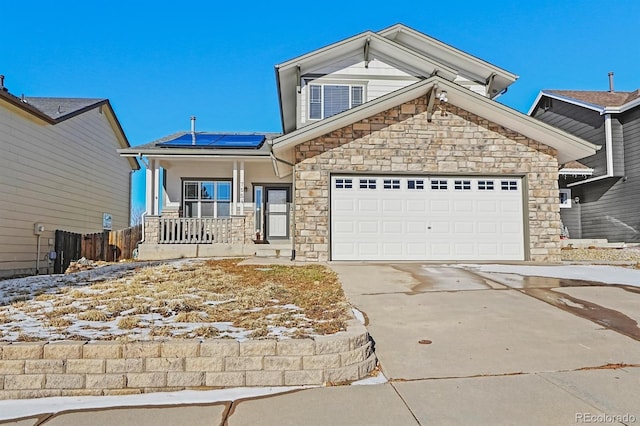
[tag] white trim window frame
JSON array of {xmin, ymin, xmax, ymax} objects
[
  {"xmin": 308, "ymin": 83, "xmax": 365, "ymax": 120},
  {"xmin": 183, "ymin": 180, "xmax": 232, "ymax": 218},
  {"xmin": 559, "ymin": 188, "xmax": 572, "ymax": 209}
]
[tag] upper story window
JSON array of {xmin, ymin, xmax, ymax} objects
[{"xmin": 309, "ymin": 84, "xmax": 364, "ymax": 120}]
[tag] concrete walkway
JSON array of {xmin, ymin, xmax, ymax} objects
[{"xmin": 3, "ymin": 263, "xmax": 640, "ymax": 425}]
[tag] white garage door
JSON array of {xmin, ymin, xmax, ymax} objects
[{"xmin": 331, "ymin": 175, "xmax": 525, "ymax": 261}]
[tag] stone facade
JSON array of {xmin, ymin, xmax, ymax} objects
[
  {"xmin": 294, "ymin": 97, "xmax": 561, "ymax": 262},
  {"xmin": 0, "ymin": 321, "xmax": 375, "ymax": 399}
]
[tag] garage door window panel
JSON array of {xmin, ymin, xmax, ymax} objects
[
  {"xmin": 431, "ymin": 180, "xmax": 448, "ymax": 190},
  {"xmin": 360, "ymin": 179, "xmax": 376, "ymax": 189},
  {"xmin": 501, "ymin": 180, "xmax": 518, "ymax": 191},
  {"xmin": 478, "ymin": 180, "xmax": 495, "ymax": 190},
  {"xmin": 454, "ymin": 180, "xmax": 471, "ymax": 190},
  {"xmin": 408, "ymin": 179, "xmax": 425, "ymax": 190}
]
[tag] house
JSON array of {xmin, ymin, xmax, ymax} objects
[
  {"xmin": 529, "ymin": 83, "xmax": 640, "ymax": 242},
  {"xmin": 0, "ymin": 77, "xmax": 139, "ymax": 277},
  {"xmin": 120, "ymin": 24, "xmax": 597, "ymax": 262}
]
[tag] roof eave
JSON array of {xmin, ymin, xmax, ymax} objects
[
  {"xmin": 536, "ymin": 91, "xmax": 605, "ymax": 113},
  {"xmin": 0, "ymin": 91, "xmax": 55, "ymax": 124},
  {"xmin": 377, "ymin": 24, "xmax": 518, "ymax": 85}
]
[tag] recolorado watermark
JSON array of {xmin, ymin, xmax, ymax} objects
[{"xmin": 576, "ymin": 413, "xmax": 637, "ymax": 423}]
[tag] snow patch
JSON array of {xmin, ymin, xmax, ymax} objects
[{"xmin": 456, "ymin": 264, "xmax": 640, "ymax": 287}]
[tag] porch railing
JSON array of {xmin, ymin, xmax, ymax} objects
[{"xmin": 158, "ymin": 217, "xmax": 232, "ymax": 244}]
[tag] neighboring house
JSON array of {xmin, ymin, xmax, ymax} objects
[
  {"xmin": 529, "ymin": 87, "xmax": 640, "ymax": 241},
  {"xmin": 0, "ymin": 77, "xmax": 139, "ymax": 277},
  {"xmin": 120, "ymin": 24, "xmax": 597, "ymax": 262}
]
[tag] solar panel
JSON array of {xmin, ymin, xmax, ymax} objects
[{"xmin": 158, "ymin": 134, "xmax": 266, "ymax": 149}]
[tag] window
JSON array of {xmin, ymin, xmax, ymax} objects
[
  {"xmin": 431, "ymin": 179, "xmax": 448, "ymax": 190},
  {"xmin": 183, "ymin": 180, "xmax": 231, "ymax": 218},
  {"xmin": 359, "ymin": 179, "xmax": 376, "ymax": 189},
  {"xmin": 454, "ymin": 180, "xmax": 471, "ymax": 190},
  {"xmin": 501, "ymin": 180, "xmax": 518, "ymax": 191},
  {"xmin": 308, "ymin": 83, "xmax": 365, "ymax": 119},
  {"xmin": 559, "ymin": 188, "xmax": 571, "ymax": 209},
  {"xmin": 335, "ymin": 178, "xmax": 353, "ymax": 189},
  {"xmin": 383, "ymin": 179, "xmax": 400, "ymax": 189},
  {"xmin": 478, "ymin": 180, "xmax": 494, "ymax": 190},
  {"xmin": 408, "ymin": 179, "xmax": 425, "ymax": 190}
]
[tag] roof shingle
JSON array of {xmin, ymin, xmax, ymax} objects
[{"xmin": 546, "ymin": 90, "xmax": 640, "ymax": 108}]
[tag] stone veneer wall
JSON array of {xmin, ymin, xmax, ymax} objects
[
  {"xmin": 294, "ymin": 97, "xmax": 561, "ymax": 262},
  {"xmin": 0, "ymin": 321, "xmax": 375, "ymax": 400}
]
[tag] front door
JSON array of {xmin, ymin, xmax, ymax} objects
[{"xmin": 265, "ymin": 188, "xmax": 289, "ymax": 239}]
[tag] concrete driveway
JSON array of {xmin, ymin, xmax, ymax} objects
[{"xmin": 328, "ymin": 263, "xmax": 640, "ymax": 425}]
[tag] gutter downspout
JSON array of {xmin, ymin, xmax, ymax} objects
[
  {"xmin": 191, "ymin": 116, "xmax": 196, "ymax": 145},
  {"xmin": 290, "ymin": 170, "xmax": 296, "ymax": 261},
  {"xmin": 567, "ymin": 113, "xmax": 613, "ymax": 187}
]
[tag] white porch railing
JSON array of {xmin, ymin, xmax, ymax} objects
[{"xmin": 158, "ymin": 218, "xmax": 232, "ymax": 244}]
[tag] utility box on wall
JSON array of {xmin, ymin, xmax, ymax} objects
[{"xmin": 34, "ymin": 223, "xmax": 45, "ymax": 235}]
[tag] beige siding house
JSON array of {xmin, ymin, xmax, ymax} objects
[
  {"xmin": 121, "ymin": 24, "xmax": 597, "ymax": 263},
  {"xmin": 0, "ymin": 80, "xmax": 138, "ymax": 277}
]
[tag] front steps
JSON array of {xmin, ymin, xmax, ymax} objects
[{"xmin": 254, "ymin": 240, "xmax": 293, "ymax": 258}]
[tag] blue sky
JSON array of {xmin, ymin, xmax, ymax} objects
[{"xmin": 3, "ymin": 1, "xmax": 639, "ymax": 214}]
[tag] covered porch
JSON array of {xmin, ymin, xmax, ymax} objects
[{"xmin": 122, "ymin": 134, "xmax": 293, "ymax": 260}]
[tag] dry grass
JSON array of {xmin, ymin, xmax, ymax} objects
[{"xmin": 0, "ymin": 259, "xmax": 351, "ymax": 342}]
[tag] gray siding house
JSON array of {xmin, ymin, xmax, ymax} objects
[{"xmin": 530, "ymin": 88, "xmax": 640, "ymax": 242}]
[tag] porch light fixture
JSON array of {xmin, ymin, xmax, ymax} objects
[{"xmin": 438, "ymin": 91, "xmax": 449, "ymax": 117}]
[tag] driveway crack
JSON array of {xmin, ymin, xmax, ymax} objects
[{"xmin": 390, "ymin": 382, "xmax": 422, "ymax": 425}]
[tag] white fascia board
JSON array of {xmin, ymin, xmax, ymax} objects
[
  {"xmin": 276, "ymin": 31, "xmax": 376, "ymax": 70},
  {"xmin": 559, "ymin": 168, "xmax": 594, "ymax": 176},
  {"xmin": 276, "ymin": 32, "xmax": 458, "ymax": 78},
  {"xmin": 620, "ymin": 96, "xmax": 640, "ymax": 112},
  {"xmin": 378, "ymin": 24, "xmax": 518, "ymax": 84},
  {"xmin": 527, "ymin": 92, "xmax": 545, "ymax": 116},
  {"xmin": 118, "ymin": 153, "xmax": 272, "ymax": 161},
  {"xmin": 539, "ymin": 91, "xmax": 605, "ymax": 113},
  {"xmin": 440, "ymin": 81, "xmax": 597, "ymax": 163}
]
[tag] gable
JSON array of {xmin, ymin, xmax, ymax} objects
[
  {"xmin": 294, "ymin": 96, "xmax": 557, "ymax": 167},
  {"xmin": 379, "ymin": 24, "xmax": 517, "ymax": 98},
  {"xmin": 276, "ymin": 25, "xmax": 519, "ymax": 135},
  {"xmin": 0, "ymin": 92, "xmax": 138, "ymax": 170}
]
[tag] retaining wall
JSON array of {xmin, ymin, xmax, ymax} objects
[{"xmin": 0, "ymin": 320, "xmax": 375, "ymax": 400}]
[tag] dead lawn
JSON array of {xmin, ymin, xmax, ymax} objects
[{"xmin": 0, "ymin": 259, "xmax": 352, "ymax": 342}]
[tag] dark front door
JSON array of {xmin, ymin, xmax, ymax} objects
[{"xmin": 265, "ymin": 188, "xmax": 289, "ymax": 239}]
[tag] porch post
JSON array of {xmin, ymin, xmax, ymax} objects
[
  {"xmin": 145, "ymin": 159, "xmax": 155, "ymax": 215},
  {"xmin": 153, "ymin": 160, "xmax": 160, "ymax": 215},
  {"xmin": 239, "ymin": 160, "xmax": 245, "ymax": 215},
  {"xmin": 232, "ymin": 160, "xmax": 238, "ymax": 215}
]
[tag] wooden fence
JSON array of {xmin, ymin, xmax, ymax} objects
[
  {"xmin": 54, "ymin": 225, "xmax": 142, "ymax": 273},
  {"xmin": 54, "ymin": 230, "xmax": 82, "ymax": 274}
]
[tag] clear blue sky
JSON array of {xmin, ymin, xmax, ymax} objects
[{"xmin": 3, "ymin": 1, "xmax": 639, "ymax": 214}]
